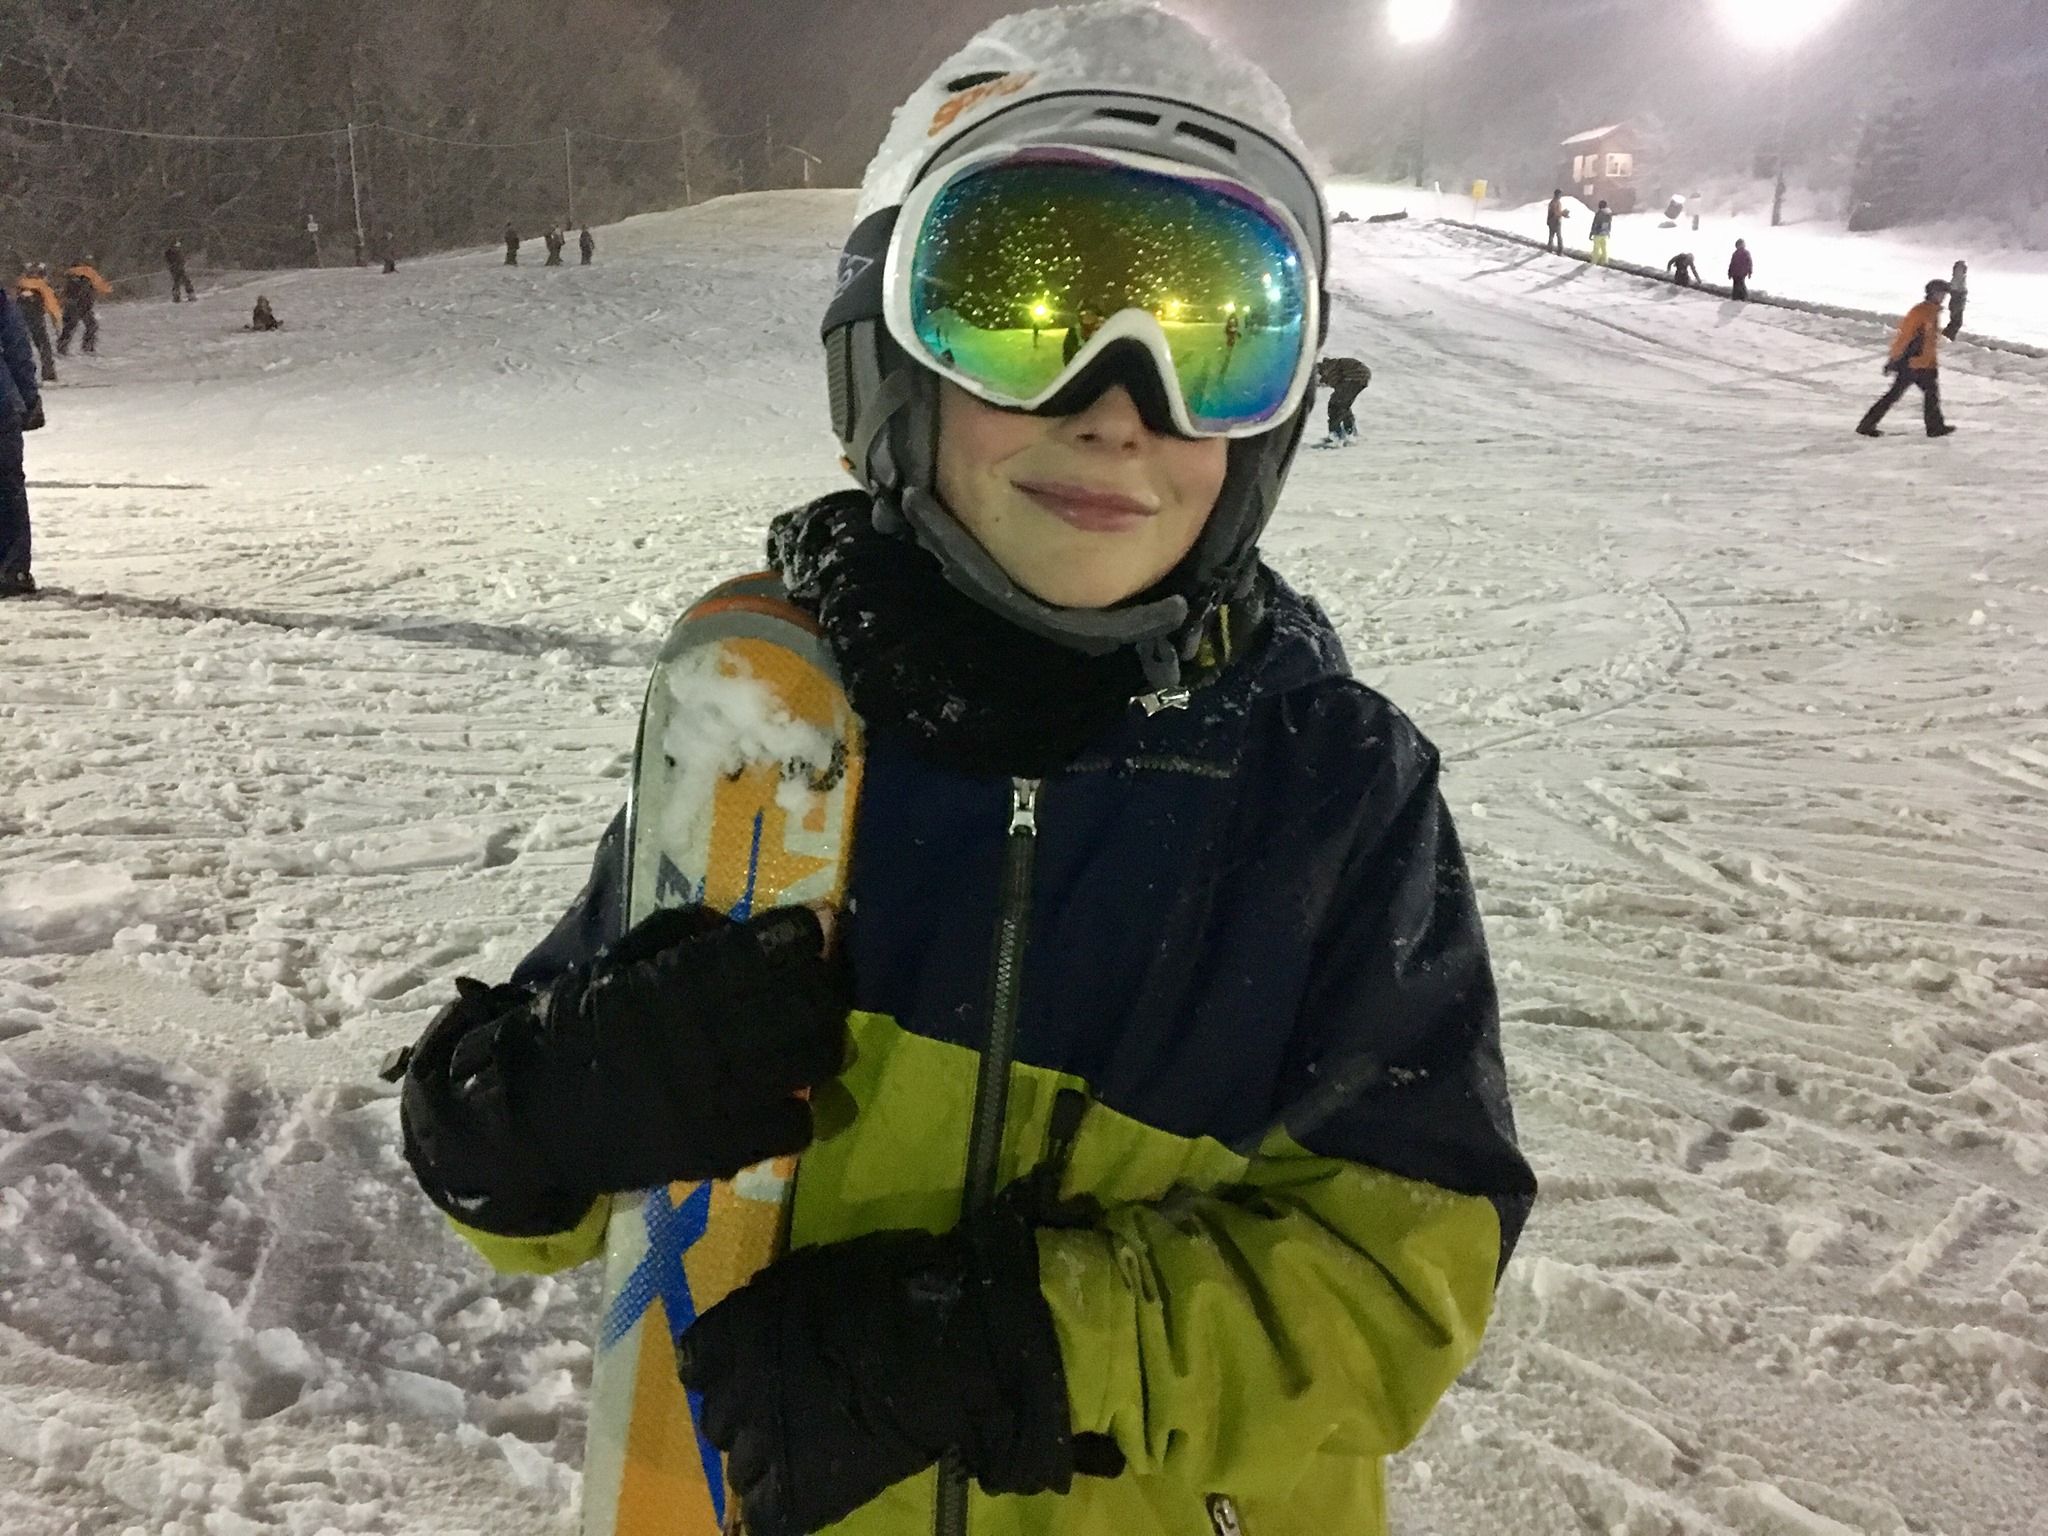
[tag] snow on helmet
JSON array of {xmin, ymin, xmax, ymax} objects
[{"xmin": 821, "ymin": 0, "xmax": 1329, "ymax": 688}]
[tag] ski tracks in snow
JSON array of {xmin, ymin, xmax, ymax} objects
[{"xmin": 3, "ymin": 198, "xmax": 2046, "ymax": 1532}]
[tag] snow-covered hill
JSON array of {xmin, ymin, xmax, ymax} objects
[{"xmin": 4, "ymin": 193, "xmax": 2046, "ymax": 1535}]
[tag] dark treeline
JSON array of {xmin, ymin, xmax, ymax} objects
[{"xmin": 0, "ymin": 0, "xmax": 728, "ymax": 277}]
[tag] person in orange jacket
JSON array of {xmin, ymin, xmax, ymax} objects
[
  {"xmin": 57, "ymin": 258, "xmax": 113, "ymax": 356},
  {"xmin": 1858, "ymin": 280, "xmax": 1955, "ymax": 438},
  {"xmin": 14, "ymin": 265, "xmax": 61, "ymax": 382}
]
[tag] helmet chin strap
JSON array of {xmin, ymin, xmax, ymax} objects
[{"xmin": 893, "ymin": 483, "xmax": 1192, "ymax": 689}]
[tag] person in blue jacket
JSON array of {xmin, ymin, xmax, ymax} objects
[
  {"xmin": 388, "ymin": 8, "xmax": 1536, "ymax": 1536},
  {"xmin": 1590, "ymin": 199, "xmax": 1614, "ymax": 265},
  {"xmin": 1, "ymin": 285, "xmax": 45, "ymax": 598}
]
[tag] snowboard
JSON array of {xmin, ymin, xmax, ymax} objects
[{"xmin": 582, "ymin": 571, "xmax": 863, "ymax": 1536}]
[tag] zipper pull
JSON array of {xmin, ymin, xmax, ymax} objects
[
  {"xmin": 1137, "ymin": 687, "xmax": 1192, "ymax": 716},
  {"xmin": 1009, "ymin": 777, "xmax": 1039, "ymax": 835}
]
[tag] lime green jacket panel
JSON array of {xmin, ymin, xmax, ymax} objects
[
  {"xmin": 795, "ymin": 1015, "xmax": 1500, "ymax": 1535},
  {"xmin": 450, "ymin": 1011, "xmax": 1500, "ymax": 1534},
  {"xmin": 1042, "ymin": 1137, "xmax": 1501, "ymax": 1498}
]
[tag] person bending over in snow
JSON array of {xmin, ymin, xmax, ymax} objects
[
  {"xmin": 1317, "ymin": 354, "xmax": 1373, "ymax": 444},
  {"xmin": 57, "ymin": 257, "xmax": 112, "ymax": 355},
  {"xmin": 1858, "ymin": 280, "xmax": 1955, "ymax": 439},
  {"xmin": 1665, "ymin": 252, "xmax": 1700, "ymax": 288},
  {"xmin": 388, "ymin": 8, "xmax": 1535, "ymax": 1536}
]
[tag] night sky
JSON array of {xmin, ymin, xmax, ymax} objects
[{"xmin": 666, "ymin": 0, "xmax": 2047, "ymax": 214}]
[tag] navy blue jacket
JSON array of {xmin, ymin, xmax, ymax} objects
[
  {"xmin": 516, "ymin": 571, "xmax": 1536, "ymax": 1257},
  {"xmin": 1, "ymin": 292, "xmax": 39, "ymax": 430}
]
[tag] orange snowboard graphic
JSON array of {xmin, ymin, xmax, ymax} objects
[{"xmin": 584, "ymin": 573, "xmax": 861, "ymax": 1536}]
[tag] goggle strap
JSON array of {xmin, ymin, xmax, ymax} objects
[{"xmin": 850, "ymin": 364, "xmax": 920, "ymax": 489}]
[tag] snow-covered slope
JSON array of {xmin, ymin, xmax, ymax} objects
[
  {"xmin": 4, "ymin": 195, "xmax": 2046, "ymax": 1535},
  {"xmin": 1463, "ymin": 187, "xmax": 2048, "ymax": 349}
]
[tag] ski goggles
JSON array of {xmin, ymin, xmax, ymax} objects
[{"xmin": 884, "ymin": 144, "xmax": 1320, "ymax": 438}]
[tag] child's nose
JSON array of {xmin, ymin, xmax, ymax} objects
[{"xmin": 1064, "ymin": 385, "xmax": 1148, "ymax": 450}]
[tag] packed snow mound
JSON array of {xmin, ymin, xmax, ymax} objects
[
  {"xmin": 0, "ymin": 863, "xmax": 165, "ymax": 958},
  {"xmin": 857, "ymin": 0, "xmax": 1306, "ymax": 218}
]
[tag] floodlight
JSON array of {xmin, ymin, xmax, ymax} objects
[
  {"xmin": 1387, "ymin": 0, "xmax": 1453, "ymax": 46},
  {"xmin": 1716, "ymin": 0, "xmax": 1852, "ymax": 50}
]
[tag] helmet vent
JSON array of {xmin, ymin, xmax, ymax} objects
[
  {"xmin": 945, "ymin": 71, "xmax": 1010, "ymax": 92},
  {"xmin": 1093, "ymin": 106, "xmax": 1163, "ymax": 126},
  {"xmin": 1175, "ymin": 121, "xmax": 1238, "ymax": 154}
]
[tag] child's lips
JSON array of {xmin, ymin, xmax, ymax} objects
[{"xmin": 1015, "ymin": 480, "xmax": 1157, "ymax": 533}]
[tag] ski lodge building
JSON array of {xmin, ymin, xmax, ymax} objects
[{"xmin": 1561, "ymin": 123, "xmax": 1640, "ymax": 214}]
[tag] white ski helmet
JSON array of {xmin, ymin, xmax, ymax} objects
[{"xmin": 821, "ymin": 0, "xmax": 1329, "ymax": 688}]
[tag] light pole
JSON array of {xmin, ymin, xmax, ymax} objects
[
  {"xmin": 1715, "ymin": 0, "xmax": 1854, "ymax": 227},
  {"xmin": 1386, "ymin": 0, "xmax": 1453, "ymax": 189}
]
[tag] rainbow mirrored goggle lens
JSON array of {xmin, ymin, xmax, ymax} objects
[{"xmin": 899, "ymin": 148, "xmax": 1315, "ymax": 436}]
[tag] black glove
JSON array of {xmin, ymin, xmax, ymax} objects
[
  {"xmin": 392, "ymin": 904, "xmax": 849, "ymax": 1236},
  {"xmin": 21, "ymin": 400, "xmax": 44, "ymax": 431},
  {"xmin": 679, "ymin": 1195, "xmax": 1080, "ymax": 1536}
]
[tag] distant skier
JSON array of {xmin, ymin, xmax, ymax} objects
[
  {"xmin": 14, "ymin": 266, "xmax": 60, "ymax": 382},
  {"xmin": 248, "ymin": 296, "xmax": 283, "ymax": 332},
  {"xmin": 1727, "ymin": 239, "xmax": 1753, "ymax": 301},
  {"xmin": 1857, "ymin": 280, "xmax": 1955, "ymax": 439},
  {"xmin": 1943, "ymin": 259, "xmax": 1967, "ymax": 340},
  {"xmin": 504, "ymin": 225, "xmax": 521, "ymax": 266},
  {"xmin": 1665, "ymin": 252, "xmax": 1700, "ymax": 288},
  {"xmin": 57, "ymin": 258, "xmax": 112, "ymax": 355},
  {"xmin": 1545, "ymin": 189, "xmax": 1568, "ymax": 254},
  {"xmin": 1589, "ymin": 200, "xmax": 1613, "ymax": 266},
  {"xmin": 1, "ymin": 284, "xmax": 44, "ymax": 598},
  {"xmin": 380, "ymin": 229, "xmax": 399, "ymax": 275},
  {"xmin": 544, "ymin": 227, "xmax": 566, "ymax": 267},
  {"xmin": 1317, "ymin": 355, "xmax": 1372, "ymax": 445},
  {"xmin": 164, "ymin": 239, "xmax": 197, "ymax": 302},
  {"xmin": 579, "ymin": 226, "xmax": 595, "ymax": 265}
]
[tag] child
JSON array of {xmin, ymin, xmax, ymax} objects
[
  {"xmin": 1728, "ymin": 238, "xmax": 1753, "ymax": 300},
  {"xmin": 390, "ymin": 7, "xmax": 1533, "ymax": 1535}
]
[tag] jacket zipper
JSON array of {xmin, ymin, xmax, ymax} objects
[{"xmin": 936, "ymin": 775, "xmax": 1040, "ymax": 1536}]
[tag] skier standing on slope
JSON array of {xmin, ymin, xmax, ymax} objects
[
  {"xmin": 1317, "ymin": 355, "xmax": 1372, "ymax": 444},
  {"xmin": 14, "ymin": 266, "xmax": 60, "ymax": 382},
  {"xmin": 1589, "ymin": 199, "xmax": 1613, "ymax": 265},
  {"xmin": 1, "ymin": 286, "xmax": 45, "ymax": 597},
  {"xmin": 1545, "ymin": 188, "xmax": 1568, "ymax": 253},
  {"xmin": 544, "ymin": 226, "xmax": 566, "ymax": 266},
  {"xmin": 1728, "ymin": 238, "xmax": 1753, "ymax": 300},
  {"xmin": 503, "ymin": 225, "xmax": 521, "ymax": 265},
  {"xmin": 1858, "ymin": 279, "xmax": 1955, "ymax": 439},
  {"xmin": 578, "ymin": 226, "xmax": 595, "ymax": 265},
  {"xmin": 164, "ymin": 238, "xmax": 197, "ymax": 302},
  {"xmin": 57, "ymin": 257, "xmax": 112, "ymax": 355},
  {"xmin": 388, "ymin": 8, "xmax": 1534, "ymax": 1536}
]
